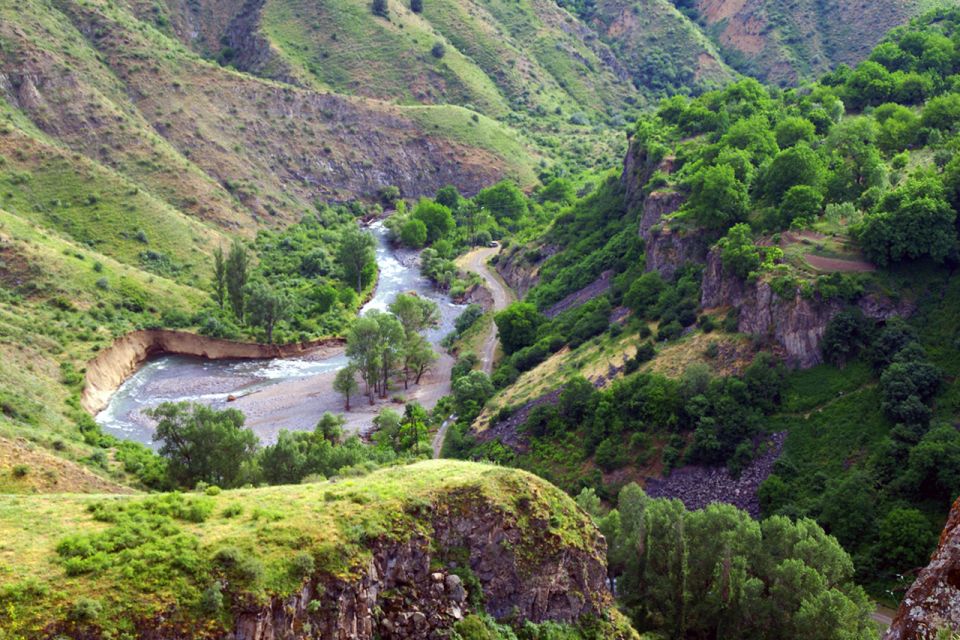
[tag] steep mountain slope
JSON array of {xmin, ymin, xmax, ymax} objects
[
  {"xmin": 589, "ymin": 0, "xmax": 736, "ymax": 95},
  {"xmin": 692, "ymin": 0, "xmax": 956, "ymax": 84},
  {"xmin": 0, "ymin": 460, "xmax": 636, "ymax": 639}
]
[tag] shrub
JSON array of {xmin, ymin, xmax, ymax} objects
[
  {"xmin": 68, "ymin": 598, "xmax": 102, "ymax": 623},
  {"xmin": 431, "ymin": 42, "xmax": 446, "ymax": 59},
  {"xmin": 11, "ymin": 464, "xmax": 29, "ymax": 478}
]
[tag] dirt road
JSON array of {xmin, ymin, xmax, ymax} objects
[
  {"xmin": 431, "ymin": 247, "xmax": 515, "ymax": 457},
  {"xmin": 460, "ymin": 246, "xmax": 516, "ymax": 373}
]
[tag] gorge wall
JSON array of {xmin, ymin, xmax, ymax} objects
[
  {"xmin": 885, "ymin": 496, "xmax": 960, "ymax": 639},
  {"xmin": 700, "ymin": 249, "xmax": 912, "ymax": 367}
]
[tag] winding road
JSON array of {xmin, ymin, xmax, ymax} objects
[{"xmin": 431, "ymin": 246, "xmax": 514, "ymax": 457}]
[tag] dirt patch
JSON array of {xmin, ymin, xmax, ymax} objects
[{"xmin": 804, "ymin": 254, "xmax": 875, "ymax": 273}]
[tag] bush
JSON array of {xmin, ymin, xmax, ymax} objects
[
  {"xmin": 11, "ymin": 464, "xmax": 29, "ymax": 478},
  {"xmin": 68, "ymin": 598, "xmax": 103, "ymax": 623},
  {"xmin": 431, "ymin": 42, "xmax": 446, "ymax": 59}
]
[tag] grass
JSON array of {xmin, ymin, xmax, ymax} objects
[{"xmin": 0, "ymin": 460, "xmax": 602, "ymax": 635}]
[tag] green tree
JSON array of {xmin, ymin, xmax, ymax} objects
[
  {"xmin": 921, "ymin": 93, "xmax": 960, "ymax": 131},
  {"xmin": 775, "ymin": 116, "xmax": 817, "ymax": 148},
  {"xmin": 412, "ymin": 199, "xmax": 455, "ymax": 243},
  {"xmin": 225, "ymin": 241, "xmax": 250, "ymax": 322},
  {"xmin": 876, "ymin": 507, "xmax": 934, "ymax": 569},
  {"xmin": 719, "ymin": 223, "xmax": 762, "ymax": 280},
  {"xmin": 624, "ymin": 272, "xmax": 666, "ymax": 317},
  {"xmin": 474, "ymin": 181, "xmax": 528, "ymax": 225},
  {"xmin": 212, "ymin": 245, "xmax": 226, "ymax": 309},
  {"xmin": 687, "ymin": 164, "xmax": 750, "ymax": 230},
  {"xmin": 410, "ymin": 0, "xmax": 422, "ymax": 12},
  {"xmin": 333, "ymin": 364, "xmax": 360, "ymax": 411},
  {"xmin": 245, "ymin": 282, "xmax": 288, "ymax": 343},
  {"xmin": 859, "ymin": 173, "xmax": 956, "ymax": 266},
  {"xmin": 389, "ymin": 293, "xmax": 440, "ymax": 337},
  {"xmin": 452, "ymin": 370, "xmax": 494, "ymax": 419},
  {"xmin": 761, "ymin": 144, "xmax": 825, "ymax": 203},
  {"xmin": 494, "ymin": 302, "xmax": 544, "ymax": 354},
  {"xmin": 399, "ymin": 218, "xmax": 428, "ymax": 248},
  {"xmin": 780, "ymin": 185, "xmax": 823, "ymax": 224},
  {"xmin": 372, "ymin": 0, "xmax": 388, "ymax": 17},
  {"xmin": 338, "ymin": 226, "xmax": 377, "ymax": 292},
  {"xmin": 148, "ymin": 402, "xmax": 258, "ymax": 488}
]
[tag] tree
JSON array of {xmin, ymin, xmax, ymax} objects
[
  {"xmin": 333, "ymin": 364, "xmax": 360, "ymax": 411},
  {"xmin": 905, "ymin": 424, "xmax": 960, "ymax": 501},
  {"xmin": 474, "ymin": 181, "xmax": 528, "ymax": 225},
  {"xmin": 346, "ymin": 310, "xmax": 405, "ymax": 400},
  {"xmin": 452, "ymin": 370, "xmax": 494, "ymax": 419},
  {"xmin": 761, "ymin": 144, "xmax": 825, "ymax": 203},
  {"xmin": 687, "ymin": 164, "xmax": 749, "ymax": 230},
  {"xmin": 921, "ymin": 93, "xmax": 960, "ymax": 131},
  {"xmin": 624, "ymin": 272, "xmax": 666, "ymax": 317},
  {"xmin": 246, "ymin": 282, "xmax": 288, "ymax": 343},
  {"xmin": 148, "ymin": 402, "xmax": 258, "ymax": 488},
  {"xmin": 316, "ymin": 412, "xmax": 345, "ymax": 444},
  {"xmin": 779, "ymin": 185, "xmax": 823, "ymax": 224},
  {"xmin": 719, "ymin": 223, "xmax": 762, "ymax": 280},
  {"xmin": 410, "ymin": 0, "xmax": 422, "ymax": 12},
  {"xmin": 775, "ymin": 116, "xmax": 816, "ymax": 148},
  {"xmin": 212, "ymin": 245, "xmax": 226, "ymax": 309},
  {"xmin": 372, "ymin": 0, "xmax": 388, "ymax": 17},
  {"xmin": 494, "ymin": 302, "xmax": 544, "ymax": 354},
  {"xmin": 225, "ymin": 241, "xmax": 250, "ymax": 322},
  {"xmin": 338, "ymin": 226, "xmax": 377, "ymax": 292},
  {"xmin": 876, "ymin": 507, "xmax": 934, "ymax": 569},
  {"xmin": 404, "ymin": 334, "xmax": 437, "ymax": 386},
  {"xmin": 389, "ymin": 293, "xmax": 440, "ymax": 337},
  {"xmin": 608, "ymin": 485, "xmax": 874, "ymax": 639},
  {"xmin": 858, "ymin": 173, "xmax": 956, "ymax": 266},
  {"xmin": 399, "ymin": 218, "xmax": 428, "ymax": 248},
  {"xmin": 434, "ymin": 184, "xmax": 461, "ymax": 210},
  {"xmin": 412, "ymin": 199, "xmax": 454, "ymax": 243}
]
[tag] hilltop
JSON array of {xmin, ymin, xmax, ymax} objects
[{"xmin": 0, "ymin": 460, "xmax": 635, "ymax": 639}]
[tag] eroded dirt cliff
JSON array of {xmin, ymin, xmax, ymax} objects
[{"xmin": 81, "ymin": 330, "xmax": 344, "ymax": 415}]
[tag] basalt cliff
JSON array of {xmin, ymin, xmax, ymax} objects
[{"xmin": 886, "ymin": 496, "xmax": 960, "ymax": 640}]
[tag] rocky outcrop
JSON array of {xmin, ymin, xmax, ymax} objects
[
  {"xmin": 637, "ymin": 190, "xmax": 710, "ymax": 281},
  {"xmin": 885, "ymin": 496, "xmax": 960, "ymax": 640},
  {"xmin": 701, "ymin": 249, "xmax": 913, "ymax": 368},
  {"xmin": 494, "ymin": 244, "xmax": 556, "ymax": 300},
  {"xmin": 40, "ymin": 466, "xmax": 622, "ymax": 639},
  {"xmin": 81, "ymin": 330, "xmax": 344, "ymax": 415}
]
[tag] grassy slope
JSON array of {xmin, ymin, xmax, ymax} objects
[
  {"xmin": 0, "ymin": 460, "xmax": 603, "ymax": 635},
  {"xmin": 0, "ymin": 202, "xmax": 205, "ymax": 486}
]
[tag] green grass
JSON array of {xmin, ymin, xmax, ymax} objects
[{"xmin": 0, "ymin": 460, "xmax": 602, "ymax": 635}]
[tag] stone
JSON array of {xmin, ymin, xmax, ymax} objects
[{"xmin": 885, "ymin": 496, "xmax": 960, "ymax": 639}]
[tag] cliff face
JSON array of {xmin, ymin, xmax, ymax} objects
[
  {"xmin": 494, "ymin": 244, "xmax": 556, "ymax": 300},
  {"xmin": 886, "ymin": 497, "xmax": 960, "ymax": 640},
  {"xmin": 9, "ymin": 462, "xmax": 627, "ymax": 640},
  {"xmin": 701, "ymin": 249, "xmax": 912, "ymax": 367}
]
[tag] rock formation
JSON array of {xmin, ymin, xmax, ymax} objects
[
  {"xmin": 885, "ymin": 496, "xmax": 960, "ymax": 639},
  {"xmin": 700, "ymin": 249, "xmax": 913, "ymax": 367}
]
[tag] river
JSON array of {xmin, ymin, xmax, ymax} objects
[{"xmin": 96, "ymin": 222, "xmax": 463, "ymax": 445}]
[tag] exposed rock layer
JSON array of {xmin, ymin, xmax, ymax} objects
[
  {"xmin": 886, "ymin": 496, "xmax": 960, "ymax": 640},
  {"xmin": 700, "ymin": 249, "xmax": 913, "ymax": 367},
  {"xmin": 81, "ymin": 330, "xmax": 344, "ymax": 415}
]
